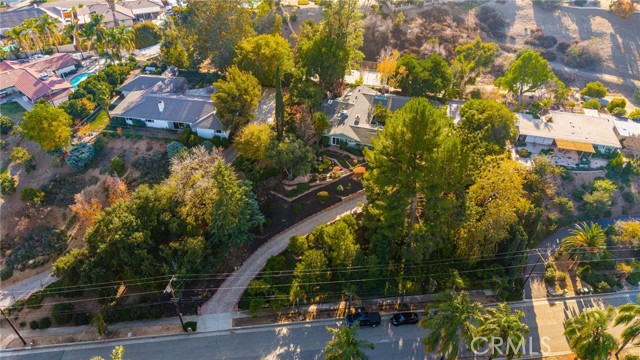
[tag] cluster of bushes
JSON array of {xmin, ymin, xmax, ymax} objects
[
  {"xmin": 577, "ymin": 265, "xmax": 622, "ymax": 293},
  {"xmin": 131, "ymin": 151, "xmax": 171, "ymax": 186},
  {"xmin": 524, "ymin": 30, "xmax": 558, "ymax": 49},
  {"xmin": 562, "ymin": 41, "xmax": 603, "ymax": 70},
  {"xmin": 20, "ymin": 187, "xmax": 45, "ymax": 204},
  {"xmin": 0, "ymin": 172, "xmax": 17, "ymax": 195},
  {"xmin": 606, "ymin": 98, "xmax": 627, "ymax": 117},
  {"xmin": 476, "ymin": 6, "xmax": 508, "ymax": 41},
  {"xmin": 51, "ymin": 303, "xmax": 74, "ymax": 325},
  {"xmin": 104, "ymin": 301, "xmax": 165, "ymax": 323},
  {"xmin": 29, "ymin": 317, "xmax": 51, "ymax": 330},
  {"xmin": 231, "ymin": 156, "xmax": 279, "ymax": 184},
  {"xmin": 0, "ymin": 116, "xmax": 13, "ymax": 134},
  {"xmin": 544, "ymin": 262, "xmax": 557, "ymax": 286},
  {"xmin": 1, "ymin": 228, "xmax": 68, "ymax": 278},
  {"xmin": 42, "ymin": 174, "xmax": 98, "ymax": 207}
]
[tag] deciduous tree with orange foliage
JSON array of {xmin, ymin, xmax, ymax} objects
[
  {"xmin": 70, "ymin": 193, "xmax": 103, "ymax": 227},
  {"xmin": 376, "ymin": 48, "xmax": 400, "ymax": 88},
  {"xmin": 105, "ymin": 176, "xmax": 129, "ymax": 204},
  {"xmin": 610, "ymin": 0, "xmax": 638, "ymax": 18}
]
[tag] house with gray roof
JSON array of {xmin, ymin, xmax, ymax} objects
[
  {"xmin": 119, "ymin": 74, "xmax": 186, "ymax": 96},
  {"xmin": 110, "ymin": 90, "xmax": 228, "ymax": 139},
  {"xmin": 320, "ymin": 85, "xmax": 412, "ymax": 147},
  {"xmin": 0, "ymin": 7, "xmax": 63, "ymax": 36}
]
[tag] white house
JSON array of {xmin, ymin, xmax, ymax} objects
[
  {"xmin": 110, "ymin": 90, "xmax": 228, "ymax": 139},
  {"xmin": 516, "ymin": 111, "xmax": 621, "ymax": 154}
]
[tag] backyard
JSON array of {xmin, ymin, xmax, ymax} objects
[{"xmin": 0, "ymin": 102, "xmax": 27, "ymax": 122}]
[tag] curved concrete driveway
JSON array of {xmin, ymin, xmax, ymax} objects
[
  {"xmin": 525, "ymin": 214, "xmax": 640, "ymax": 299},
  {"xmin": 200, "ymin": 195, "xmax": 365, "ymax": 314}
]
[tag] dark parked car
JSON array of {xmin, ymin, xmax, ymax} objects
[
  {"xmin": 390, "ymin": 312, "xmax": 419, "ymax": 326},
  {"xmin": 345, "ymin": 311, "xmax": 382, "ymax": 327}
]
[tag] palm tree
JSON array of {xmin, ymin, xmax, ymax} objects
[
  {"xmin": 105, "ymin": 0, "xmax": 119, "ymax": 27},
  {"xmin": 36, "ymin": 15, "xmax": 62, "ymax": 48},
  {"xmin": 420, "ymin": 290, "xmax": 483, "ymax": 360},
  {"xmin": 559, "ymin": 222, "xmax": 607, "ymax": 269},
  {"xmin": 5, "ymin": 26, "xmax": 29, "ymax": 56},
  {"xmin": 82, "ymin": 13, "xmax": 107, "ymax": 54},
  {"xmin": 323, "ymin": 324, "xmax": 374, "ymax": 360},
  {"xmin": 21, "ymin": 18, "xmax": 43, "ymax": 54},
  {"xmin": 64, "ymin": 20, "xmax": 89, "ymax": 56},
  {"xmin": 614, "ymin": 297, "xmax": 640, "ymax": 359},
  {"xmin": 476, "ymin": 303, "xmax": 530, "ymax": 360},
  {"xmin": 563, "ymin": 306, "xmax": 618, "ymax": 360}
]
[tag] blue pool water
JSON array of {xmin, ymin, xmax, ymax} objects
[{"xmin": 70, "ymin": 72, "xmax": 93, "ymax": 89}]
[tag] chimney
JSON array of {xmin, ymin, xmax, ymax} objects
[{"xmin": 158, "ymin": 100, "xmax": 164, "ymax": 112}]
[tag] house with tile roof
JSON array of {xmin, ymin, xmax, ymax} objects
[
  {"xmin": 0, "ymin": 53, "xmax": 79, "ymax": 105},
  {"xmin": 120, "ymin": 0, "xmax": 164, "ymax": 22},
  {"xmin": 320, "ymin": 85, "xmax": 412, "ymax": 148},
  {"xmin": 76, "ymin": 3, "xmax": 135, "ymax": 27}
]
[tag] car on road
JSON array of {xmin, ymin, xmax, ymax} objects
[
  {"xmin": 345, "ymin": 311, "xmax": 382, "ymax": 327},
  {"xmin": 390, "ymin": 312, "xmax": 419, "ymax": 326}
]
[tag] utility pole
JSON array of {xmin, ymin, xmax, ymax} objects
[
  {"xmin": 0, "ymin": 306, "xmax": 27, "ymax": 346},
  {"xmin": 524, "ymin": 250, "xmax": 543, "ymax": 285},
  {"xmin": 164, "ymin": 275, "xmax": 185, "ymax": 331}
]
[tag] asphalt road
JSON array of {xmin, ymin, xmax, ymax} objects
[{"xmin": 4, "ymin": 291, "xmax": 638, "ymax": 360}]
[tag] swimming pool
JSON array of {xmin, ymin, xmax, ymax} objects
[{"xmin": 70, "ymin": 72, "xmax": 94, "ymax": 89}]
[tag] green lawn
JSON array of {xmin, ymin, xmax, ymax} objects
[
  {"xmin": 78, "ymin": 110, "xmax": 110, "ymax": 136},
  {"xmin": 0, "ymin": 102, "xmax": 27, "ymax": 121}
]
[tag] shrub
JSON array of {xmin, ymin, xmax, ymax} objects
[
  {"xmin": 20, "ymin": 188, "xmax": 45, "ymax": 204},
  {"xmin": 29, "ymin": 320, "xmax": 39, "ymax": 330},
  {"xmin": 19, "ymin": 322, "xmax": 26, "ymax": 328},
  {"xmin": 583, "ymin": 98, "xmax": 602, "ymax": 110},
  {"xmin": 0, "ymin": 173, "xmax": 17, "ymax": 195},
  {"xmin": 0, "ymin": 266, "xmax": 14, "ymax": 280},
  {"xmin": 544, "ymin": 263, "xmax": 557, "ymax": 286},
  {"xmin": 61, "ymin": 98, "xmax": 95, "ymax": 120},
  {"xmin": 132, "ymin": 152, "xmax": 170, "ymax": 186},
  {"xmin": 539, "ymin": 50, "xmax": 557, "ymax": 62},
  {"xmin": 167, "ymin": 141, "xmax": 185, "ymax": 158},
  {"xmin": 66, "ymin": 142, "xmax": 95, "ymax": 172},
  {"xmin": 317, "ymin": 191, "xmax": 329, "ymax": 204},
  {"xmin": 10, "ymin": 147, "xmax": 30, "ymax": 163},
  {"xmin": 73, "ymin": 312, "xmax": 92, "ymax": 326},
  {"xmin": 352, "ymin": 166, "xmax": 366, "ymax": 179},
  {"xmin": 93, "ymin": 136, "xmax": 107, "ymax": 155},
  {"xmin": 336, "ymin": 185, "xmax": 344, "ymax": 193},
  {"xmin": 595, "ymin": 281, "xmax": 612, "ymax": 293},
  {"xmin": 580, "ymin": 81, "xmax": 607, "ymax": 98},
  {"xmin": 476, "ymin": 6, "xmax": 507, "ymax": 41},
  {"xmin": 607, "ymin": 97, "xmax": 627, "ymax": 112},
  {"xmin": 625, "ymin": 355, "xmax": 640, "ymax": 360},
  {"xmin": 611, "ymin": 107, "xmax": 627, "ymax": 117},
  {"xmin": 518, "ymin": 148, "xmax": 531, "ymax": 158},
  {"xmin": 622, "ymin": 191, "xmax": 637, "ymax": 204},
  {"xmin": 556, "ymin": 41, "xmax": 571, "ymax": 53},
  {"xmin": 555, "ymin": 271, "xmax": 568, "ymax": 283},
  {"xmin": 52, "ymin": 303, "xmax": 73, "ymax": 325},
  {"xmin": 610, "ymin": 0, "xmax": 638, "ymax": 19},
  {"xmin": 201, "ymin": 140, "xmax": 214, "ymax": 151},
  {"xmin": 290, "ymin": 11, "xmax": 298, "ymax": 22},
  {"xmin": 629, "ymin": 109, "xmax": 640, "ymax": 119},
  {"xmin": 635, "ymin": 89, "xmax": 640, "ymax": 103},
  {"xmin": 183, "ymin": 321, "xmax": 197, "ymax": 332},
  {"xmin": 524, "ymin": 32, "xmax": 558, "ymax": 49},
  {"xmin": 0, "ymin": 116, "xmax": 13, "ymax": 134},
  {"xmin": 25, "ymin": 291, "xmax": 45, "ymax": 310},
  {"xmin": 111, "ymin": 156, "xmax": 125, "ymax": 176},
  {"xmin": 38, "ymin": 317, "xmax": 51, "ymax": 329},
  {"xmin": 563, "ymin": 42, "xmax": 603, "ymax": 69}
]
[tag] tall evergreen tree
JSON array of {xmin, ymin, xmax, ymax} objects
[{"xmin": 275, "ymin": 65, "xmax": 284, "ymax": 140}]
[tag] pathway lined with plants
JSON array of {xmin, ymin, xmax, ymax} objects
[{"xmin": 200, "ymin": 194, "xmax": 366, "ymax": 314}]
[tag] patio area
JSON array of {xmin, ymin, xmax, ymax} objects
[{"xmin": 514, "ymin": 143, "xmax": 609, "ymax": 169}]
